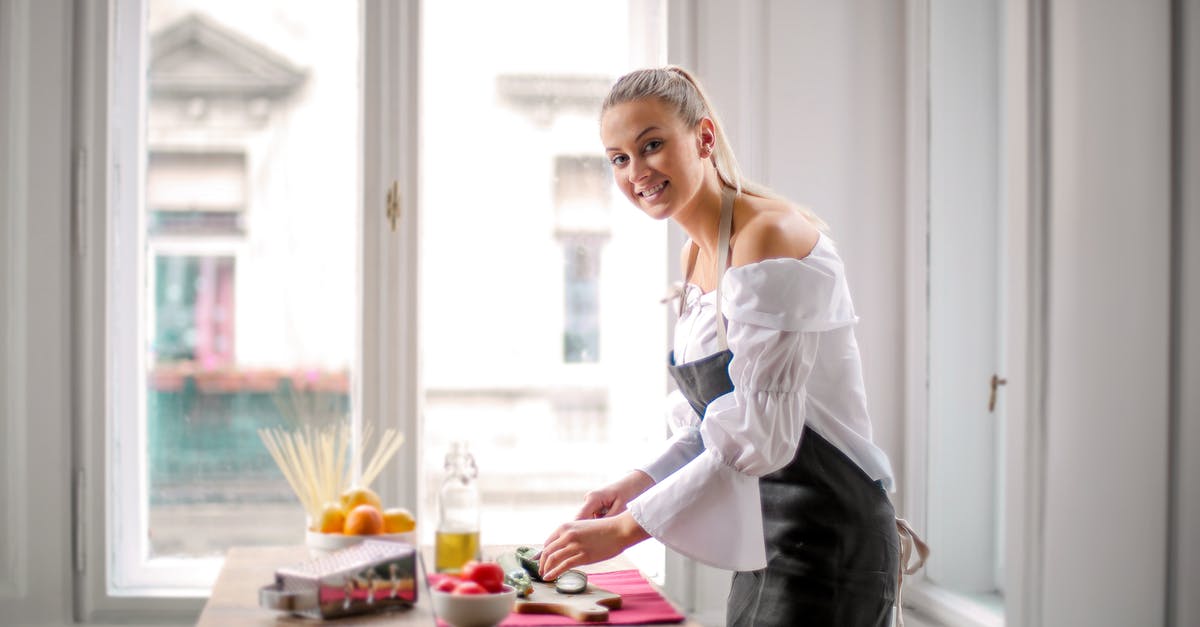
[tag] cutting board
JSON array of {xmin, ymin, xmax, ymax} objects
[{"xmin": 514, "ymin": 579, "xmax": 622, "ymax": 622}]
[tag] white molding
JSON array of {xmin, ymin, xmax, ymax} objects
[
  {"xmin": 359, "ymin": 0, "xmax": 421, "ymax": 524},
  {"xmin": 78, "ymin": 0, "xmax": 206, "ymax": 618},
  {"xmin": 1002, "ymin": 0, "xmax": 1046, "ymax": 624},
  {"xmin": 0, "ymin": 0, "xmax": 31, "ymax": 600},
  {"xmin": 107, "ymin": 0, "xmax": 167, "ymax": 594},
  {"xmin": 902, "ymin": 0, "xmax": 930, "ymax": 540},
  {"xmin": 1173, "ymin": 2, "xmax": 1200, "ymax": 625},
  {"xmin": 4, "ymin": 1, "xmax": 79, "ymax": 623}
]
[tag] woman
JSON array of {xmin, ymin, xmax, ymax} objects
[{"xmin": 537, "ymin": 66, "xmax": 925, "ymax": 626}]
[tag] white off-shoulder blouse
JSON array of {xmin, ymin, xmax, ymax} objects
[{"xmin": 628, "ymin": 233, "xmax": 895, "ymax": 572}]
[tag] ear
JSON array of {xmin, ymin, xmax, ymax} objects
[{"xmin": 696, "ymin": 118, "xmax": 716, "ymax": 158}]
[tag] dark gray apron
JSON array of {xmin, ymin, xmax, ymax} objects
[{"xmin": 668, "ymin": 187, "xmax": 899, "ymax": 627}]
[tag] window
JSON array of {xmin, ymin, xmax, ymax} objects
[
  {"xmin": 555, "ymin": 155, "xmax": 612, "ymax": 363},
  {"xmin": 91, "ymin": 0, "xmax": 668, "ymax": 605},
  {"xmin": 418, "ymin": 0, "xmax": 667, "ymax": 579},
  {"xmin": 146, "ymin": 151, "xmax": 246, "ymax": 235},
  {"xmin": 150, "ymin": 254, "xmax": 235, "ymax": 369},
  {"xmin": 906, "ymin": 0, "xmax": 1006, "ymax": 623},
  {"xmin": 562, "ymin": 235, "xmax": 604, "ymax": 363},
  {"xmin": 107, "ymin": 0, "xmax": 361, "ymax": 591}
]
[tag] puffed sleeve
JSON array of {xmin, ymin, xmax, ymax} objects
[{"xmin": 628, "ymin": 252, "xmax": 859, "ymax": 571}]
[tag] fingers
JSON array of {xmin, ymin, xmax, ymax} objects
[
  {"xmin": 539, "ymin": 520, "xmax": 594, "ymax": 580},
  {"xmin": 538, "ymin": 528, "xmax": 570, "ymax": 580},
  {"xmin": 542, "ymin": 551, "xmax": 587, "ymax": 582},
  {"xmin": 574, "ymin": 497, "xmax": 604, "ymax": 520},
  {"xmin": 574, "ymin": 489, "xmax": 632, "ymax": 520},
  {"xmin": 538, "ymin": 518, "xmax": 620, "ymax": 581},
  {"xmin": 574, "ymin": 491, "xmax": 613, "ymax": 520}
]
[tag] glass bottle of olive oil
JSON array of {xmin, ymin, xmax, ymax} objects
[{"xmin": 434, "ymin": 441, "xmax": 481, "ymax": 573}]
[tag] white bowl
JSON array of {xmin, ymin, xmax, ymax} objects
[
  {"xmin": 304, "ymin": 529, "xmax": 416, "ymax": 556},
  {"xmin": 430, "ymin": 584, "xmax": 516, "ymax": 627}
]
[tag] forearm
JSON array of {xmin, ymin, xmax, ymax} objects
[
  {"xmin": 614, "ymin": 510, "xmax": 651, "ymax": 546},
  {"xmin": 621, "ymin": 469, "xmax": 656, "ymax": 499}
]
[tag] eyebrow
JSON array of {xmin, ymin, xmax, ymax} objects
[{"xmin": 605, "ymin": 126, "xmax": 660, "ymax": 152}]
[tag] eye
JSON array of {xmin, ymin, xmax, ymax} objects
[
  {"xmin": 609, "ymin": 154, "xmax": 629, "ymax": 167},
  {"xmin": 642, "ymin": 139, "xmax": 663, "ymax": 153}
]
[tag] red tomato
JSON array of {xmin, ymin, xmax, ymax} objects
[
  {"xmin": 433, "ymin": 577, "xmax": 458, "ymax": 593},
  {"xmin": 461, "ymin": 561, "xmax": 505, "ymax": 593},
  {"xmin": 452, "ymin": 580, "xmax": 488, "ymax": 595}
]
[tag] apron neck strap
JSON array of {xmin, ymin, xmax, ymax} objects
[
  {"xmin": 675, "ymin": 186, "xmax": 735, "ymax": 351},
  {"xmin": 714, "ymin": 186, "xmax": 733, "ymax": 350}
]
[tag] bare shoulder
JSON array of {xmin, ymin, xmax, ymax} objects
[{"xmin": 730, "ymin": 195, "xmax": 821, "ymax": 267}]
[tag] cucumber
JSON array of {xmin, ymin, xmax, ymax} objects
[
  {"xmin": 554, "ymin": 569, "xmax": 588, "ymax": 594},
  {"xmin": 515, "ymin": 546, "xmax": 543, "ymax": 582},
  {"xmin": 496, "ymin": 551, "xmax": 533, "ymax": 597}
]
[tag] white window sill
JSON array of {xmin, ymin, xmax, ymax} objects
[{"xmin": 903, "ymin": 580, "xmax": 1004, "ymax": 627}]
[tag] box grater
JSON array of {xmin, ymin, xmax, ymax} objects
[{"xmin": 259, "ymin": 539, "xmax": 418, "ymax": 619}]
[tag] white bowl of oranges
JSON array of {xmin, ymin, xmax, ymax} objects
[{"xmin": 305, "ymin": 486, "xmax": 416, "ymax": 555}]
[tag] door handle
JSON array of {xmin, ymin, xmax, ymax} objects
[
  {"xmin": 989, "ymin": 374, "xmax": 1007, "ymax": 412},
  {"xmin": 386, "ymin": 180, "xmax": 401, "ymax": 232}
]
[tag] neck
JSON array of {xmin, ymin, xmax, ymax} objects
[{"xmin": 674, "ymin": 174, "xmax": 728, "ymax": 257}]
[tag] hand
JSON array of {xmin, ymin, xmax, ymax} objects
[
  {"xmin": 537, "ymin": 511, "xmax": 651, "ymax": 581},
  {"xmin": 575, "ymin": 470, "xmax": 655, "ymax": 520}
]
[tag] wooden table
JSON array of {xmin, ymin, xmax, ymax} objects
[{"xmin": 196, "ymin": 545, "xmax": 700, "ymax": 626}]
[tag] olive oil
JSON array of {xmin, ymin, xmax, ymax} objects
[
  {"xmin": 434, "ymin": 530, "xmax": 480, "ymax": 574},
  {"xmin": 435, "ymin": 442, "xmax": 481, "ymax": 573}
]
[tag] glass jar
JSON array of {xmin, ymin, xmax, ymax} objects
[{"xmin": 434, "ymin": 441, "xmax": 480, "ymax": 573}]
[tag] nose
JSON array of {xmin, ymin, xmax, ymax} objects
[{"xmin": 626, "ymin": 156, "xmax": 650, "ymax": 184}]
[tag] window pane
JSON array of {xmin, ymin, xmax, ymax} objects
[
  {"xmin": 137, "ymin": 0, "xmax": 359, "ymax": 570},
  {"xmin": 419, "ymin": 0, "xmax": 666, "ymax": 579},
  {"xmin": 925, "ymin": 0, "xmax": 1004, "ymax": 608}
]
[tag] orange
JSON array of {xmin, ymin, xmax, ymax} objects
[
  {"xmin": 315, "ymin": 502, "xmax": 347, "ymax": 533},
  {"xmin": 383, "ymin": 507, "xmax": 416, "ymax": 533},
  {"xmin": 340, "ymin": 486, "xmax": 383, "ymax": 512},
  {"xmin": 344, "ymin": 504, "xmax": 384, "ymax": 535}
]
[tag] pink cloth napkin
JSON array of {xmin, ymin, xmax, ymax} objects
[{"xmin": 434, "ymin": 569, "xmax": 686, "ymax": 626}]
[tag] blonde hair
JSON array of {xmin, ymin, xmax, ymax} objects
[{"xmin": 601, "ymin": 66, "xmax": 827, "ymax": 231}]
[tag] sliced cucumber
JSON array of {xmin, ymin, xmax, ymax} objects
[{"xmin": 554, "ymin": 569, "xmax": 588, "ymax": 594}]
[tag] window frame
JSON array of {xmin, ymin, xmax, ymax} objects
[
  {"xmin": 75, "ymin": 0, "xmax": 420, "ymax": 618},
  {"xmin": 901, "ymin": 0, "xmax": 1047, "ymax": 625}
]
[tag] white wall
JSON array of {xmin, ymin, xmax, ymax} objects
[
  {"xmin": 760, "ymin": 0, "xmax": 908, "ymax": 491},
  {"xmin": 0, "ymin": 1, "xmax": 76, "ymax": 625},
  {"xmin": 670, "ymin": 1, "xmax": 907, "ymax": 623},
  {"xmin": 681, "ymin": 0, "xmax": 907, "ymax": 500},
  {"xmin": 1043, "ymin": 1, "xmax": 1173, "ymax": 625}
]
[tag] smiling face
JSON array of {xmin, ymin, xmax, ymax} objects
[{"xmin": 600, "ymin": 97, "xmax": 714, "ymax": 221}]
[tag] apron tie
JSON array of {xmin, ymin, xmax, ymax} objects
[
  {"xmin": 661, "ymin": 280, "xmax": 685, "ymax": 305},
  {"xmin": 894, "ymin": 517, "xmax": 930, "ymax": 627}
]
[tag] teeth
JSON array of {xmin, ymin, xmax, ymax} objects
[{"xmin": 640, "ymin": 182, "xmax": 666, "ymax": 197}]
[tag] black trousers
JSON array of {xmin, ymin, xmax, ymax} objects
[{"xmin": 727, "ymin": 428, "xmax": 899, "ymax": 627}]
